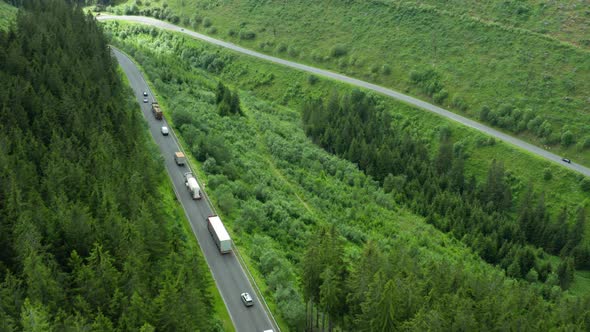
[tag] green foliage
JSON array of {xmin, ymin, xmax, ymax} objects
[
  {"xmin": 216, "ymin": 81, "xmax": 243, "ymax": 116},
  {"xmin": 202, "ymin": 16, "xmax": 211, "ymax": 27},
  {"xmin": 301, "ymin": 89, "xmax": 587, "ymax": 280},
  {"xmin": 0, "ymin": 1, "xmax": 216, "ymax": 329},
  {"xmin": 128, "ymin": 0, "xmax": 590, "ymax": 164},
  {"xmin": 543, "ymin": 168, "xmax": 552, "ymax": 181},
  {"xmin": 238, "ymin": 29, "xmax": 255, "ymax": 40},
  {"xmin": 330, "ymin": 44, "xmax": 347, "ymax": 57},
  {"xmin": 106, "ymin": 22, "xmax": 590, "ymax": 330}
]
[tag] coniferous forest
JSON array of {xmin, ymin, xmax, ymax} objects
[
  {"xmin": 0, "ymin": 1, "xmax": 216, "ymax": 330},
  {"xmin": 302, "ymin": 90, "xmax": 587, "ymax": 287}
]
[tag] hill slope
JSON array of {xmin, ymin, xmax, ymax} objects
[
  {"xmin": 109, "ymin": 0, "xmax": 590, "ymax": 166},
  {"xmin": 106, "ymin": 22, "xmax": 590, "ymax": 331},
  {"xmin": 0, "ymin": 1, "xmax": 216, "ymax": 330}
]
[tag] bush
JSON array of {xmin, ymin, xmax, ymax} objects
[
  {"xmin": 543, "ymin": 168, "xmax": 552, "ymax": 181},
  {"xmin": 581, "ymin": 178, "xmax": 590, "ymax": 192},
  {"xmin": 239, "ymin": 30, "xmax": 256, "ymax": 40},
  {"xmin": 287, "ymin": 45, "xmax": 299, "ymax": 57},
  {"xmin": 308, "ymin": 75, "xmax": 319, "ymax": 85},
  {"xmin": 433, "ymin": 89, "xmax": 449, "ymax": 104},
  {"xmin": 276, "ymin": 43, "xmax": 287, "ymax": 53},
  {"xmin": 330, "ymin": 44, "xmax": 348, "ymax": 57},
  {"xmin": 193, "ymin": 15, "xmax": 202, "ymax": 25},
  {"xmin": 203, "ymin": 17, "xmax": 212, "ymax": 28},
  {"xmin": 561, "ymin": 130, "xmax": 574, "ymax": 147},
  {"xmin": 452, "ymin": 95, "xmax": 468, "ymax": 111},
  {"xmin": 381, "ymin": 64, "xmax": 391, "ymax": 75},
  {"xmin": 207, "ymin": 27, "xmax": 217, "ymax": 34},
  {"xmin": 228, "ymin": 29, "xmax": 236, "ymax": 37}
]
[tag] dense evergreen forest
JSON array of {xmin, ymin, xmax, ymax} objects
[
  {"xmin": 0, "ymin": 1, "xmax": 216, "ymax": 330},
  {"xmin": 302, "ymin": 90, "xmax": 588, "ymax": 287}
]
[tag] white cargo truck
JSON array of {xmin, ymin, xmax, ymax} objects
[
  {"xmin": 184, "ymin": 172, "xmax": 202, "ymax": 200},
  {"xmin": 207, "ymin": 215, "xmax": 232, "ymax": 254}
]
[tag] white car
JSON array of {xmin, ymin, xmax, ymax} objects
[
  {"xmin": 241, "ymin": 292, "xmax": 253, "ymax": 307},
  {"xmin": 161, "ymin": 126, "xmax": 169, "ymax": 136}
]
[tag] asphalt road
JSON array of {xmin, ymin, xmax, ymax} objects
[
  {"xmin": 112, "ymin": 48, "xmax": 276, "ymax": 332},
  {"xmin": 98, "ymin": 15, "xmax": 590, "ymax": 178}
]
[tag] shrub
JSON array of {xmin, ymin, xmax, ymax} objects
[
  {"xmin": 287, "ymin": 45, "xmax": 299, "ymax": 57},
  {"xmin": 338, "ymin": 58, "xmax": 348, "ymax": 68},
  {"xmin": 228, "ymin": 29, "xmax": 236, "ymax": 37},
  {"xmin": 203, "ymin": 17, "xmax": 212, "ymax": 27},
  {"xmin": 543, "ymin": 168, "xmax": 552, "ymax": 181},
  {"xmin": 276, "ymin": 43, "xmax": 287, "ymax": 53},
  {"xmin": 162, "ymin": 2, "xmax": 167, "ymax": 8},
  {"xmin": 207, "ymin": 26, "xmax": 217, "ymax": 34},
  {"xmin": 330, "ymin": 44, "xmax": 348, "ymax": 57},
  {"xmin": 433, "ymin": 89, "xmax": 448, "ymax": 104},
  {"xmin": 452, "ymin": 95, "xmax": 468, "ymax": 111},
  {"xmin": 239, "ymin": 30, "xmax": 256, "ymax": 40},
  {"xmin": 193, "ymin": 15, "xmax": 202, "ymax": 25},
  {"xmin": 369, "ymin": 64, "xmax": 379, "ymax": 73},
  {"xmin": 561, "ymin": 130, "xmax": 574, "ymax": 147},
  {"xmin": 381, "ymin": 64, "xmax": 391, "ymax": 75},
  {"xmin": 581, "ymin": 178, "xmax": 590, "ymax": 192},
  {"xmin": 308, "ymin": 75, "xmax": 319, "ymax": 85}
]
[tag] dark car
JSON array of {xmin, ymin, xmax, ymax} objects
[
  {"xmin": 562, "ymin": 158, "xmax": 571, "ymax": 164},
  {"xmin": 240, "ymin": 292, "xmax": 253, "ymax": 307}
]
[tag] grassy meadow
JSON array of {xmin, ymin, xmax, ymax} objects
[{"xmin": 107, "ymin": 0, "xmax": 590, "ymax": 167}]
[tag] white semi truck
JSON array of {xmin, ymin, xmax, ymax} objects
[
  {"xmin": 207, "ymin": 215, "xmax": 232, "ymax": 254},
  {"xmin": 184, "ymin": 172, "xmax": 202, "ymax": 200}
]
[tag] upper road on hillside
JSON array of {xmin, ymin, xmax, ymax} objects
[
  {"xmin": 98, "ymin": 15, "xmax": 590, "ymax": 178},
  {"xmin": 111, "ymin": 48, "xmax": 278, "ymax": 332}
]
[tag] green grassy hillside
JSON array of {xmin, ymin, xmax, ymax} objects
[
  {"xmin": 381, "ymin": 0, "xmax": 590, "ymax": 48},
  {"xmin": 108, "ymin": 0, "xmax": 590, "ymax": 167},
  {"xmin": 105, "ymin": 21, "xmax": 590, "ymax": 330}
]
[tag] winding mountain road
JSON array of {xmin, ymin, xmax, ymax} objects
[{"xmin": 98, "ymin": 15, "xmax": 590, "ymax": 177}]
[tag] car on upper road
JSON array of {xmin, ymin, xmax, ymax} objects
[
  {"xmin": 562, "ymin": 158, "xmax": 571, "ymax": 164},
  {"xmin": 143, "ymin": 91, "xmax": 148, "ymax": 96},
  {"xmin": 161, "ymin": 126, "xmax": 169, "ymax": 136},
  {"xmin": 241, "ymin": 292, "xmax": 253, "ymax": 307},
  {"xmin": 143, "ymin": 97, "xmax": 148, "ymax": 103}
]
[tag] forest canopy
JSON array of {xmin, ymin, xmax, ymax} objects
[{"xmin": 0, "ymin": 1, "xmax": 216, "ymax": 330}]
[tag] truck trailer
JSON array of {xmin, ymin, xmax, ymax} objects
[
  {"xmin": 207, "ymin": 216, "xmax": 232, "ymax": 254},
  {"xmin": 174, "ymin": 152, "xmax": 186, "ymax": 166},
  {"xmin": 184, "ymin": 172, "xmax": 202, "ymax": 200},
  {"xmin": 151, "ymin": 102, "xmax": 163, "ymax": 120}
]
